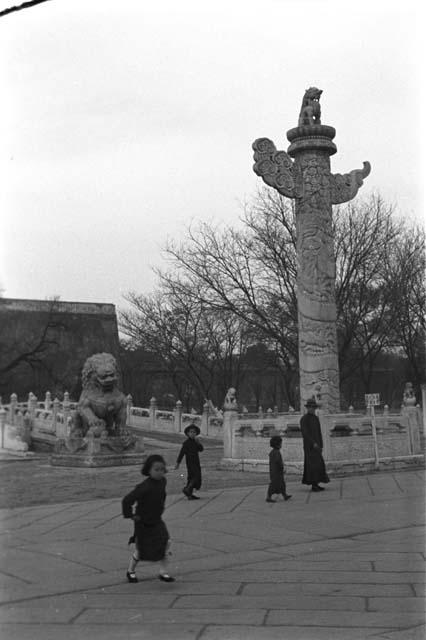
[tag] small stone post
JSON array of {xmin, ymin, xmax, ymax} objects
[
  {"xmin": 201, "ymin": 401, "xmax": 209, "ymax": 436},
  {"xmin": 44, "ymin": 391, "xmax": 52, "ymax": 411},
  {"xmin": 174, "ymin": 400, "xmax": 183, "ymax": 434},
  {"xmin": 62, "ymin": 392, "xmax": 71, "ymax": 435},
  {"xmin": 28, "ymin": 393, "xmax": 37, "ymax": 422},
  {"xmin": 10, "ymin": 393, "xmax": 18, "ymax": 426},
  {"xmin": 23, "ymin": 412, "xmax": 32, "ymax": 444},
  {"xmin": 126, "ymin": 394, "xmax": 133, "ymax": 428},
  {"xmin": 149, "ymin": 397, "xmax": 157, "ymax": 431},
  {"xmin": 421, "ymin": 384, "xmax": 426, "ymax": 437},
  {"xmin": 315, "ymin": 409, "xmax": 332, "ymax": 461},
  {"xmin": 52, "ymin": 397, "xmax": 61, "ymax": 437},
  {"xmin": 0, "ymin": 407, "xmax": 6, "ymax": 449}
]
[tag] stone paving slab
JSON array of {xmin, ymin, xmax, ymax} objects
[
  {"xmin": 368, "ymin": 597, "xmax": 425, "ymax": 612},
  {"xmin": 174, "ymin": 593, "xmax": 366, "ymax": 611},
  {"xmin": 182, "ymin": 569, "xmax": 426, "ymax": 584},
  {"xmin": 75, "ymin": 606, "xmax": 266, "ymax": 625},
  {"xmin": 265, "ymin": 610, "xmax": 425, "ymax": 627},
  {"xmin": 200, "ymin": 626, "xmax": 394, "ymax": 640},
  {"xmin": 0, "ymin": 469, "xmax": 424, "ymax": 639},
  {"xmin": 241, "ymin": 582, "xmax": 414, "ymax": 597},
  {"xmin": 374, "ymin": 624, "xmax": 426, "ymax": 640},
  {"xmin": 0, "ymin": 623, "xmax": 203, "ymax": 640}
]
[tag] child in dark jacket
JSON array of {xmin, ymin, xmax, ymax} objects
[
  {"xmin": 122, "ymin": 454, "xmax": 174, "ymax": 583},
  {"xmin": 174, "ymin": 424, "xmax": 204, "ymax": 500},
  {"xmin": 266, "ymin": 435, "xmax": 292, "ymax": 503}
]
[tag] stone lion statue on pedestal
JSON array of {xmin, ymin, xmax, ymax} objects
[{"xmin": 71, "ymin": 353, "xmax": 127, "ymax": 438}]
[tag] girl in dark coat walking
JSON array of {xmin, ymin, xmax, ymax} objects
[
  {"xmin": 174, "ymin": 424, "xmax": 204, "ymax": 500},
  {"xmin": 266, "ymin": 435, "xmax": 292, "ymax": 503},
  {"xmin": 122, "ymin": 454, "xmax": 174, "ymax": 583},
  {"xmin": 300, "ymin": 398, "xmax": 330, "ymax": 491}
]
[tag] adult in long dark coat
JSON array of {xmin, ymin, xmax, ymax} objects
[{"xmin": 300, "ymin": 398, "xmax": 330, "ymax": 492}]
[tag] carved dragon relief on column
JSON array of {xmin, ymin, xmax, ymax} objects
[{"xmin": 253, "ymin": 137, "xmax": 370, "ymax": 206}]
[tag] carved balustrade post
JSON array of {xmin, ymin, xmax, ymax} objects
[
  {"xmin": 10, "ymin": 393, "xmax": 18, "ymax": 425},
  {"xmin": 62, "ymin": 392, "xmax": 71, "ymax": 436},
  {"xmin": 45, "ymin": 391, "xmax": 52, "ymax": 411},
  {"xmin": 421, "ymin": 384, "xmax": 426, "ymax": 437},
  {"xmin": 28, "ymin": 393, "xmax": 37, "ymax": 422},
  {"xmin": 126, "ymin": 394, "xmax": 133, "ymax": 428},
  {"xmin": 53, "ymin": 397, "xmax": 61, "ymax": 437},
  {"xmin": 149, "ymin": 397, "xmax": 157, "ymax": 430},
  {"xmin": 0, "ymin": 406, "xmax": 6, "ymax": 449},
  {"xmin": 174, "ymin": 400, "xmax": 183, "ymax": 434},
  {"xmin": 223, "ymin": 388, "xmax": 238, "ymax": 458},
  {"xmin": 201, "ymin": 401, "xmax": 209, "ymax": 436}
]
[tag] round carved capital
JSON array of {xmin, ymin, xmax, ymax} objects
[{"xmin": 286, "ymin": 125, "xmax": 337, "ymax": 157}]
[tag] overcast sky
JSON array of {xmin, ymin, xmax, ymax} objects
[{"xmin": 0, "ymin": 0, "xmax": 422, "ymax": 309}]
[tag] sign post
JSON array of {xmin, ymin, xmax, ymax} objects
[{"xmin": 365, "ymin": 394, "xmax": 380, "ymax": 469}]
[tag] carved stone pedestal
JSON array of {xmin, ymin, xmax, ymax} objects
[{"xmin": 51, "ymin": 431, "xmax": 145, "ymax": 467}]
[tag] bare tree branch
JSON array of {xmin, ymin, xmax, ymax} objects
[{"xmin": 0, "ymin": 0, "xmax": 51, "ymax": 18}]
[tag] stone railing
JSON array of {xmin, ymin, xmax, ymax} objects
[
  {"xmin": 0, "ymin": 391, "xmax": 224, "ymax": 451},
  {"xmin": 126, "ymin": 396, "xmax": 223, "ymax": 438},
  {"xmin": 0, "ymin": 391, "xmax": 76, "ymax": 451},
  {"xmin": 221, "ymin": 403, "xmax": 424, "ymax": 475}
]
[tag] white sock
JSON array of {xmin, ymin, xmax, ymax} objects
[{"xmin": 128, "ymin": 553, "xmax": 139, "ymax": 573}]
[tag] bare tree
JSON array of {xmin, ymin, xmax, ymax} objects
[
  {"xmin": 121, "ymin": 189, "xmax": 423, "ymax": 407},
  {"xmin": 0, "ymin": 0, "xmax": 51, "ymax": 19},
  {"xmin": 384, "ymin": 225, "xmax": 425, "ymax": 388},
  {"xmin": 120, "ymin": 286, "xmax": 251, "ymax": 410},
  {"xmin": 333, "ymin": 196, "xmax": 403, "ymax": 390},
  {"xmin": 0, "ymin": 297, "xmax": 64, "ymax": 378}
]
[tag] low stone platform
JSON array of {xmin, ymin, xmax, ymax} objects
[
  {"xmin": 50, "ymin": 451, "xmax": 146, "ymax": 467},
  {"xmin": 0, "ymin": 469, "xmax": 424, "ymax": 639},
  {"xmin": 220, "ymin": 454, "xmax": 425, "ymax": 476}
]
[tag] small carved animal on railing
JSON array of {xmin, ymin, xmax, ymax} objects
[
  {"xmin": 298, "ymin": 87, "xmax": 322, "ymax": 126},
  {"xmin": 223, "ymin": 387, "xmax": 238, "ymax": 411}
]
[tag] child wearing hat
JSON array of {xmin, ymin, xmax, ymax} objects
[
  {"xmin": 266, "ymin": 435, "xmax": 292, "ymax": 503},
  {"xmin": 122, "ymin": 454, "xmax": 175, "ymax": 583},
  {"xmin": 174, "ymin": 424, "xmax": 204, "ymax": 500}
]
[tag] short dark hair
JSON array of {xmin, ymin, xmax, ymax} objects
[
  {"xmin": 270, "ymin": 435, "xmax": 282, "ymax": 448},
  {"xmin": 141, "ymin": 454, "xmax": 166, "ymax": 476}
]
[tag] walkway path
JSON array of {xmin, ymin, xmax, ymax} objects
[{"xmin": 0, "ymin": 469, "xmax": 424, "ymax": 639}]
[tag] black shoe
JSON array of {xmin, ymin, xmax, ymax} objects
[
  {"xmin": 182, "ymin": 488, "xmax": 190, "ymax": 497},
  {"xmin": 283, "ymin": 494, "xmax": 292, "ymax": 501},
  {"xmin": 311, "ymin": 486, "xmax": 321, "ymax": 492},
  {"xmin": 187, "ymin": 494, "xmax": 198, "ymax": 500},
  {"xmin": 266, "ymin": 497, "xmax": 276, "ymax": 503},
  {"xmin": 317, "ymin": 486, "xmax": 325, "ymax": 491},
  {"xmin": 159, "ymin": 574, "xmax": 175, "ymax": 582},
  {"xmin": 126, "ymin": 571, "xmax": 138, "ymax": 583}
]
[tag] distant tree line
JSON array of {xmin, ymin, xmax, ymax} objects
[{"xmin": 120, "ymin": 190, "xmax": 425, "ymax": 412}]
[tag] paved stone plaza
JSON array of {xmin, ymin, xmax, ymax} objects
[{"xmin": 0, "ymin": 468, "xmax": 424, "ymax": 640}]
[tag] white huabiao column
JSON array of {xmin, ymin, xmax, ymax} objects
[{"xmin": 253, "ymin": 88, "xmax": 370, "ymax": 412}]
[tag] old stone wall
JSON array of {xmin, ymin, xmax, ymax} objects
[{"xmin": 0, "ymin": 298, "xmax": 121, "ymax": 398}]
